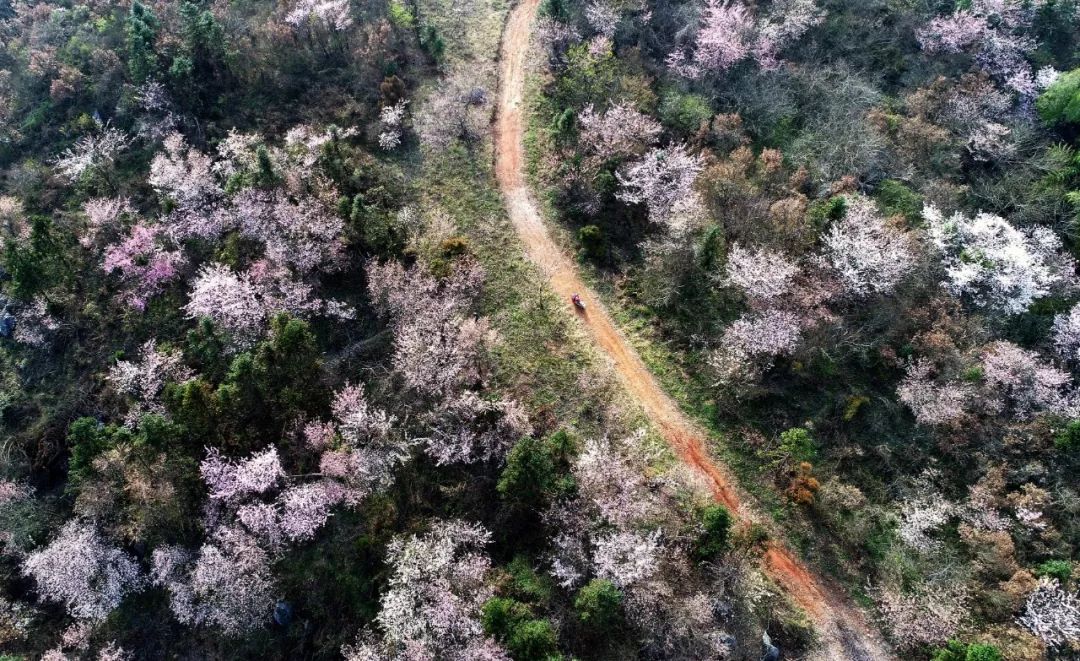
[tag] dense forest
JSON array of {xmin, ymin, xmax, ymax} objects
[{"xmin": 0, "ymin": 0, "xmax": 1077, "ymax": 659}]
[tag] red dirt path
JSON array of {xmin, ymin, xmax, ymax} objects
[{"xmin": 493, "ymin": 1, "xmax": 895, "ymax": 658}]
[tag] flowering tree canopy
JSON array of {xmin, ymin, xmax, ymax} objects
[
  {"xmin": 232, "ymin": 189, "xmax": 344, "ymax": 274},
  {"xmin": 577, "ymin": 102, "xmax": 662, "ymax": 161},
  {"xmin": 925, "ymin": 205, "xmax": 1077, "ymax": 314},
  {"xmin": 23, "ymin": 522, "xmax": 144, "ymax": 620},
  {"xmin": 343, "ymin": 520, "xmax": 507, "ymax": 660},
  {"xmin": 53, "ymin": 126, "xmax": 129, "ymax": 181},
  {"xmin": 980, "ymin": 340, "xmax": 1073, "ymax": 419},
  {"xmin": 1052, "ymin": 302, "xmax": 1080, "ymax": 362},
  {"xmin": 200, "ymin": 446, "xmax": 285, "ymax": 502},
  {"xmin": 152, "ymin": 527, "xmax": 276, "ymax": 636},
  {"xmin": 185, "ymin": 262, "xmax": 351, "ymax": 347},
  {"xmin": 366, "ymin": 259, "xmax": 488, "ymax": 398},
  {"xmin": 616, "ymin": 145, "xmax": 702, "ymax": 228},
  {"xmin": 916, "ymin": 0, "xmax": 1042, "ymax": 99},
  {"xmin": 723, "ymin": 242, "xmax": 800, "ymax": 302},
  {"xmin": 1018, "ymin": 577, "xmax": 1080, "ymax": 648},
  {"xmin": 102, "ymin": 223, "xmax": 185, "ymax": 310},
  {"xmin": 721, "ymin": 309, "xmax": 802, "ymax": 358},
  {"xmin": 823, "ymin": 196, "xmax": 917, "ymax": 296},
  {"xmin": 667, "ymin": 0, "xmax": 824, "ymax": 77},
  {"xmin": 284, "ymin": 0, "xmax": 353, "ymax": 32},
  {"xmin": 108, "ymin": 340, "xmax": 193, "ymax": 426},
  {"xmin": 896, "ymin": 359, "xmax": 973, "ymax": 426}
]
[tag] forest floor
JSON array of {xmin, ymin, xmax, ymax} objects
[{"xmin": 493, "ymin": 1, "xmax": 895, "ymax": 658}]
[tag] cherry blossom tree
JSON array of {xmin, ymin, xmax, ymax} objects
[
  {"xmin": 897, "ymin": 495, "xmax": 954, "ymax": 552},
  {"xmin": 40, "ymin": 622, "xmax": 93, "ymax": 661},
  {"xmin": 966, "ymin": 120, "xmax": 1015, "ymax": 163},
  {"xmin": 23, "ymin": 522, "xmax": 144, "ymax": 620},
  {"xmin": 13, "ymin": 296, "xmax": 60, "ymax": 347},
  {"xmin": 414, "ymin": 65, "xmax": 496, "ymax": 152},
  {"xmin": 212, "ymin": 130, "xmax": 262, "ymax": 181},
  {"xmin": 184, "ymin": 263, "xmax": 264, "ymax": 343},
  {"xmin": 235, "ymin": 502, "xmax": 285, "ymax": 550},
  {"xmin": 379, "ymin": 100, "xmax": 408, "ymax": 151},
  {"xmin": 284, "ymin": 0, "xmax": 353, "ymax": 32},
  {"xmin": 592, "ymin": 529, "xmax": 662, "ymax": 589},
  {"xmin": 535, "ymin": 17, "xmax": 582, "ymax": 57},
  {"xmin": 283, "ymin": 124, "xmax": 357, "ymax": 172},
  {"xmin": 0, "ymin": 195, "xmax": 27, "ymax": 243},
  {"xmin": 231, "ymin": 189, "xmax": 345, "ymax": 273},
  {"xmin": 925, "ymin": 205, "xmax": 1077, "ymax": 314},
  {"xmin": 584, "ymin": 1, "xmax": 619, "ymax": 37},
  {"xmin": 916, "ymin": 0, "xmax": 1041, "ymax": 99},
  {"xmin": 544, "ymin": 430, "xmax": 669, "ymax": 594},
  {"xmin": 0, "ymin": 480, "xmax": 30, "ymax": 507},
  {"xmin": 96, "ymin": 642, "xmax": 132, "ymax": 661},
  {"xmin": 980, "ymin": 340, "xmax": 1073, "ymax": 419},
  {"xmin": 577, "ymin": 102, "xmax": 662, "ymax": 161},
  {"xmin": 132, "ymin": 79, "xmax": 178, "ymax": 142},
  {"xmin": 681, "ymin": 1, "xmax": 755, "ymax": 74},
  {"xmin": 425, "ymin": 391, "xmax": 531, "ymax": 465},
  {"xmin": 81, "ymin": 197, "xmax": 133, "ymax": 248},
  {"xmin": 52, "ymin": 125, "xmax": 129, "ymax": 181},
  {"xmin": 366, "ymin": 259, "xmax": 488, "ymax": 398},
  {"xmin": 149, "ymin": 133, "xmax": 220, "ymax": 214},
  {"xmin": 185, "ymin": 262, "xmax": 351, "ymax": 347},
  {"xmin": 617, "ymin": 144, "xmax": 702, "ymax": 228},
  {"xmin": 896, "ymin": 359, "xmax": 973, "ymax": 425},
  {"xmin": 200, "ymin": 446, "xmax": 285, "ymax": 502},
  {"xmin": 722, "ymin": 243, "xmax": 800, "ymax": 302},
  {"xmin": 150, "ymin": 133, "xmax": 228, "ymax": 241},
  {"xmin": 311, "ymin": 383, "xmax": 412, "ymax": 502},
  {"xmin": 720, "ymin": 309, "xmax": 802, "ymax": 358},
  {"xmin": 108, "ymin": 340, "xmax": 193, "ymax": 426},
  {"xmin": 152, "ymin": 526, "xmax": 276, "ymax": 636},
  {"xmin": 823, "ymin": 195, "xmax": 916, "ymax": 296},
  {"xmin": 366, "ymin": 259, "xmax": 530, "ymax": 465},
  {"xmin": 707, "ymin": 309, "xmax": 802, "ymax": 393},
  {"xmin": 275, "ymin": 481, "xmax": 346, "ymax": 542},
  {"xmin": 1052, "ymin": 302, "xmax": 1080, "ymax": 362},
  {"xmin": 753, "ymin": 0, "xmax": 825, "ymax": 68},
  {"xmin": 102, "ymin": 223, "xmax": 185, "ymax": 310},
  {"xmin": 332, "ymin": 384, "xmax": 395, "ymax": 446},
  {"xmin": 667, "ymin": 0, "xmax": 824, "ymax": 77},
  {"xmin": 343, "ymin": 520, "xmax": 506, "ymax": 660},
  {"xmin": 573, "ymin": 436, "xmax": 654, "ymax": 527},
  {"xmin": 916, "ymin": 11, "xmax": 987, "ymax": 54},
  {"xmin": 1017, "ymin": 577, "xmax": 1080, "ymax": 647},
  {"xmin": 875, "ymin": 582, "xmax": 968, "ymax": 649}
]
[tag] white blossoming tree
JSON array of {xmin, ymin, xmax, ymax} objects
[
  {"xmin": 24, "ymin": 522, "xmax": 144, "ymax": 621},
  {"xmin": 823, "ymin": 195, "xmax": 917, "ymax": 296},
  {"xmin": 924, "ymin": 205, "xmax": 1077, "ymax": 314}
]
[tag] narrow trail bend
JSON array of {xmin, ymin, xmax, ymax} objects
[{"xmin": 494, "ymin": 1, "xmax": 895, "ymax": 658}]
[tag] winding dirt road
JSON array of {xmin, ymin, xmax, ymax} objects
[{"xmin": 494, "ymin": 1, "xmax": 895, "ymax": 658}]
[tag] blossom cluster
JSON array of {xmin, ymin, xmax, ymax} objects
[
  {"xmin": 916, "ymin": 0, "xmax": 1044, "ymax": 99},
  {"xmin": 343, "ymin": 520, "xmax": 507, "ymax": 660},
  {"xmin": 823, "ymin": 195, "xmax": 916, "ymax": 296},
  {"xmin": 577, "ymin": 102, "xmax": 662, "ymax": 161},
  {"xmin": 667, "ymin": 0, "xmax": 824, "ymax": 78},
  {"xmin": 925, "ymin": 205, "xmax": 1077, "ymax": 315},
  {"xmin": 152, "ymin": 527, "xmax": 276, "ymax": 636},
  {"xmin": 1018, "ymin": 577, "xmax": 1080, "ymax": 647},
  {"xmin": 722, "ymin": 243, "xmax": 800, "ymax": 303},
  {"xmin": 616, "ymin": 144, "xmax": 703, "ymax": 229},
  {"xmin": 108, "ymin": 340, "xmax": 194, "ymax": 426},
  {"xmin": 23, "ymin": 522, "xmax": 144, "ymax": 621}
]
